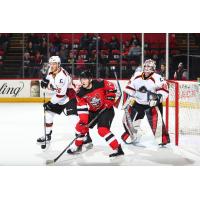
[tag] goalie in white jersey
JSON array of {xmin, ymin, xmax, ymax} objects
[
  {"xmin": 37, "ymin": 56, "xmax": 77, "ymax": 144},
  {"xmin": 121, "ymin": 59, "xmax": 170, "ymax": 146}
]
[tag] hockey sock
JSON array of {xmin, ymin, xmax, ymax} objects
[
  {"xmin": 46, "ymin": 111, "xmax": 55, "ymax": 134},
  {"xmin": 74, "ymin": 133, "xmax": 87, "ymax": 147},
  {"xmin": 46, "ymin": 123, "xmax": 53, "ymax": 134},
  {"xmin": 98, "ymin": 127, "xmax": 119, "ymax": 150}
]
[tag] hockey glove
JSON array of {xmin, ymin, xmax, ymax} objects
[
  {"xmin": 104, "ymin": 93, "xmax": 115, "ymax": 109},
  {"xmin": 43, "ymin": 101, "xmax": 54, "ymax": 111},
  {"xmin": 76, "ymin": 122, "xmax": 89, "ymax": 134},
  {"xmin": 149, "ymin": 93, "xmax": 162, "ymax": 107},
  {"xmin": 41, "ymin": 78, "xmax": 49, "ymax": 89}
]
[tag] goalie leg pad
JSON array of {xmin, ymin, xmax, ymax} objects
[
  {"xmin": 121, "ymin": 106, "xmax": 142, "ymax": 144},
  {"xmin": 121, "ymin": 132, "xmax": 133, "ymax": 144},
  {"xmin": 145, "ymin": 106, "xmax": 170, "ymax": 145}
]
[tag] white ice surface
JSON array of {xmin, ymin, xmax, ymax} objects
[{"xmin": 0, "ymin": 103, "xmax": 200, "ymax": 166}]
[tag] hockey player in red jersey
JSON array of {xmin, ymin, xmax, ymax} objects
[
  {"xmin": 121, "ymin": 59, "xmax": 170, "ymax": 146},
  {"xmin": 37, "ymin": 56, "xmax": 77, "ymax": 145},
  {"xmin": 67, "ymin": 70, "xmax": 124, "ymax": 157}
]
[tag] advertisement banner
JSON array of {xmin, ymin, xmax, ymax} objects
[{"xmin": 0, "ymin": 80, "xmax": 30, "ymax": 97}]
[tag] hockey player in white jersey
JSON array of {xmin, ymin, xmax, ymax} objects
[
  {"xmin": 121, "ymin": 59, "xmax": 170, "ymax": 146},
  {"xmin": 37, "ymin": 56, "xmax": 77, "ymax": 144}
]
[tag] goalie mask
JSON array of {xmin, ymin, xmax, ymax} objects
[{"xmin": 143, "ymin": 59, "xmax": 156, "ymax": 73}]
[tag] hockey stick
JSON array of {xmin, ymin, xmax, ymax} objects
[
  {"xmin": 111, "ymin": 66, "xmax": 122, "ymax": 108},
  {"xmin": 41, "ymin": 92, "xmax": 47, "ymax": 149},
  {"xmin": 46, "ymin": 107, "xmax": 107, "ymax": 165}
]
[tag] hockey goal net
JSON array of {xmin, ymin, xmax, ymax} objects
[{"xmin": 165, "ymin": 80, "xmax": 200, "ymax": 145}]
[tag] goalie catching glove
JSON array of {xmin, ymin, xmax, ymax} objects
[{"xmin": 148, "ymin": 92, "xmax": 162, "ymax": 107}]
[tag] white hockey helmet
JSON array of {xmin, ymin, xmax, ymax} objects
[
  {"xmin": 48, "ymin": 56, "xmax": 61, "ymax": 65},
  {"xmin": 143, "ymin": 59, "xmax": 156, "ymax": 73}
]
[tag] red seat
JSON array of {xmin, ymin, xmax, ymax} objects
[
  {"xmin": 79, "ymin": 49, "xmax": 88, "ymax": 55},
  {"xmin": 101, "ymin": 50, "xmax": 109, "ymax": 54},
  {"xmin": 151, "ymin": 50, "xmax": 160, "ymax": 55},
  {"xmin": 144, "ymin": 50, "xmax": 151, "ymax": 56},
  {"xmin": 112, "ymin": 49, "xmax": 120, "ymax": 54},
  {"xmin": 129, "ymin": 60, "xmax": 137, "ymax": 66},
  {"xmin": 160, "ymin": 50, "xmax": 166, "ymax": 55},
  {"xmin": 122, "ymin": 60, "xmax": 128, "ymax": 66},
  {"xmin": 72, "ymin": 39, "xmax": 80, "ymax": 49},
  {"xmin": 112, "ymin": 49, "xmax": 120, "ymax": 60},
  {"xmin": 109, "ymin": 60, "xmax": 118, "ymax": 66},
  {"xmin": 170, "ymin": 50, "xmax": 178, "ymax": 55},
  {"xmin": 62, "ymin": 38, "xmax": 70, "ymax": 44},
  {"xmin": 0, "ymin": 50, "xmax": 4, "ymax": 56},
  {"xmin": 150, "ymin": 43, "xmax": 160, "ymax": 49},
  {"xmin": 79, "ymin": 50, "xmax": 88, "ymax": 59},
  {"xmin": 100, "ymin": 50, "xmax": 109, "ymax": 59}
]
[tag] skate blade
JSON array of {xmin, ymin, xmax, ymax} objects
[
  {"xmin": 37, "ymin": 140, "xmax": 50, "ymax": 145},
  {"xmin": 109, "ymin": 153, "xmax": 125, "ymax": 161},
  {"xmin": 83, "ymin": 143, "xmax": 93, "ymax": 150}
]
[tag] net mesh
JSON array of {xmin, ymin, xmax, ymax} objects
[{"xmin": 166, "ymin": 81, "xmax": 200, "ymax": 135}]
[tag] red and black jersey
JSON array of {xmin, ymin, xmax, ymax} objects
[{"xmin": 76, "ymin": 79, "xmax": 116, "ymax": 124}]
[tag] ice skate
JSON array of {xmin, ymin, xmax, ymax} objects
[
  {"xmin": 159, "ymin": 137, "xmax": 170, "ymax": 147},
  {"xmin": 83, "ymin": 133, "xmax": 93, "ymax": 150},
  {"xmin": 109, "ymin": 145, "xmax": 124, "ymax": 157},
  {"xmin": 67, "ymin": 144, "xmax": 82, "ymax": 155},
  {"xmin": 37, "ymin": 131, "xmax": 52, "ymax": 144}
]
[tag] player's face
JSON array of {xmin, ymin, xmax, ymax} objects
[
  {"xmin": 50, "ymin": 62, "xmax": 59, "ymax": 73},
  {"xmin": 80, "ymin": 78, "xmax": 92, "ymax": 89},
  {"xmin": 143, "ymin": 65, "xmax": 154, "ymax": 77}
]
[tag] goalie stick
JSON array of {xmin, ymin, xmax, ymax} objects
[{"xmin": 46, "ymin": 107, "xmax": 107, "ymax": 165}]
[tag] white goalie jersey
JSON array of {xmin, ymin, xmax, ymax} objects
[
  {"xmin": 124, "ymin": 71, "xmax": 169, "ymax": 105},
  {"xmin": 46, "ymin": 67, "xmax": 72, "ymax": 105}
]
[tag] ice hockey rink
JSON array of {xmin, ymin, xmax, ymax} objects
[{"xmin": 0, "ymin": 102, "xmax": 200, "ymax": 166}]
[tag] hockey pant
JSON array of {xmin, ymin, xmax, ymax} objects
[
  {"xmin": 73, "ymin": 108, "xmax": 120, "ymax": 150},
  {"xmin": 44, "ymin": 99, "xmax": 78, "ymax": 135}
]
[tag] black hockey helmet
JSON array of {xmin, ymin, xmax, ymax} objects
[{"xmin": 79, "ymin": 70, "xmax": 93, "ymax": 79}]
